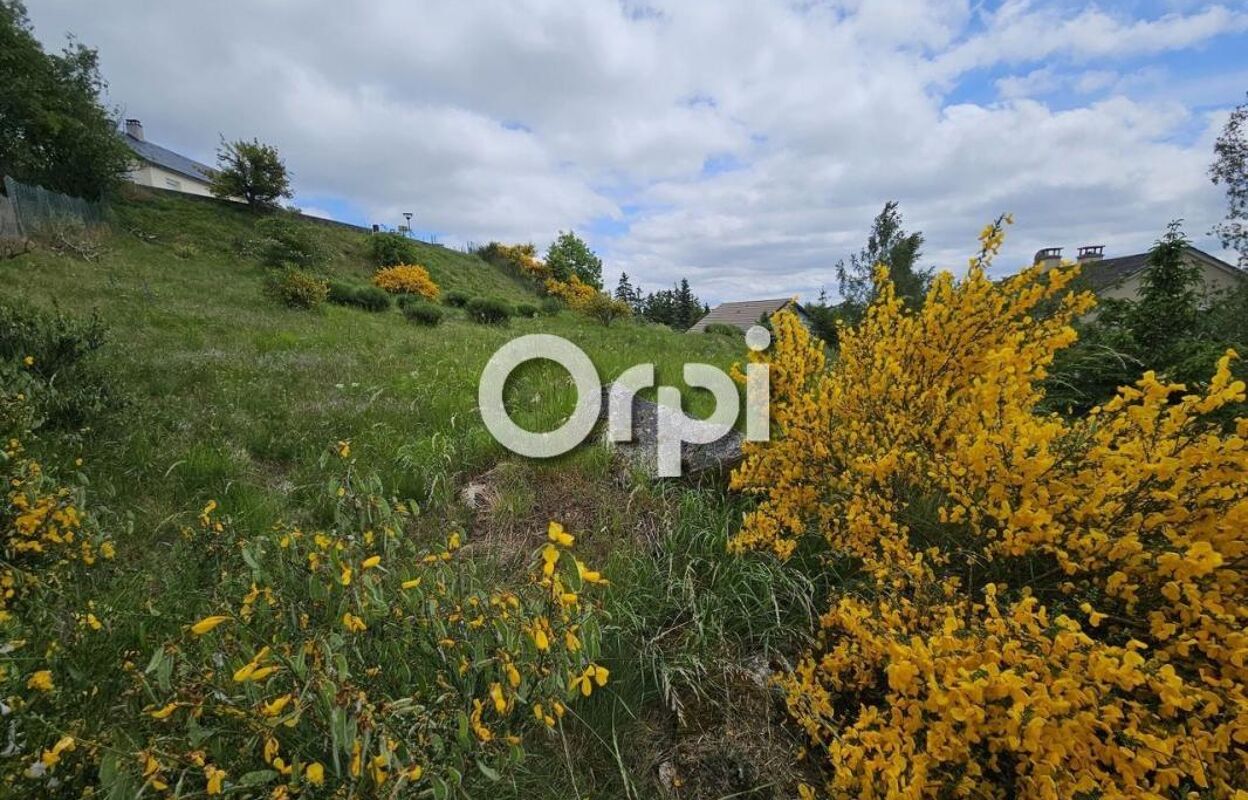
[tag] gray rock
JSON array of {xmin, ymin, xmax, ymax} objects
[{"xmin": 599, "ymin": 383, "xmax": 744, "ymax": 477}]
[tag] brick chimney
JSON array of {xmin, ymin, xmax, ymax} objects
[
  {"xmin": 1077, "ymin": 245, "xmax": 1104, "ymax": 263},
  {"xmin": 1033, "ymin": 247, "xmax": 1062, "ymax": 271},
  {"xmin": 124, "ymin": 119, "xmax": 144, "ymax": 141}
]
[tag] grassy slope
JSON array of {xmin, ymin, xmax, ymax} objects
[{"xmin": 3, "ymin": 191, "xmax": 810, "ymax": 797}]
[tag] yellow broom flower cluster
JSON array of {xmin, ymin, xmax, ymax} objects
[
  {"xmin": 372, "ymin": 264, "xmax": 440, "ymax": 300},
  {"xmin": 731, "ymin": 220, "xmax": 1248, "ymax": 798}
]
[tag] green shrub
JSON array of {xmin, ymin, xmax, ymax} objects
[
  {"xmin": 583, "ymin": 293, "xmax": 631, "ymax": 326},
  {"xmin": 466, "ymin": 297, "xmax": 513, "ymax": 324},
  {"xmin": 540, "ymin": 297, "xmax": 563, "ymax": 315},
  {"xmin": 327, "ymin": 281, "xmax": 391, "ymax": 312},
  {"xmin": 402, "ymin": 302, "xmax": 445, "ymax": 327},
  {"xmin": 515, "ymin": 302, "xmax": 539, "ymax": 318},
  {"xmin": 269, "ymin": 267, "xmax": 329, "ymax": 309},
  {"xmin": 255, "ymin": 215, "xmax": 328, "ymax": 269},
  {"xmin": 704, "ymin": 322, "xmax": 740, "ymax": 337},
  {"xmin": 171, "ymin": 241, "xmax": 200, "ymax": 260},
  {"xmin": 368, "ymin": 232, "xmax": 418, "ymax": 267},
  {"xmin": 444, "ymin": 290, "xmax": 471, "ymax": 308},
  {"xmin": 0, "ymin": 303, "xmax": 116, "ymax": 429}
]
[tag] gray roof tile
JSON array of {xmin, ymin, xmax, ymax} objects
[{"xmin": 124, "ymin": 134, "xmax": 215, "ymax": 184}]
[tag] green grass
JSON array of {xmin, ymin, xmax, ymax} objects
[{"xmin": 0, "ymin": 190, "xmax": 812, "ymax": 798}]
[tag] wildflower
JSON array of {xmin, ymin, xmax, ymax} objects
[
  {"xmin": 190, "ymin": 614, "xmax": 230, "ymax": 635},
  {"xmin": 83, "ymin": 612, "xmax": 102, "ymax": 630},
  {"xmin": 340, "ymin": 565, "xmax": 352, "ymax": 586},
  {"xmin": 148, "ymin": 702, "xmax": 178, "ymax": 720},
  {"xmin": 343, "ymin": 612, "xmax": 367, "ymax": 633},
  {"xmin": 505, "ymin": 662, "xmax": 521, "ymax": 688},
  {"xmin": 336, "ymin": 440, "xmax": 351, "ymax": 458},
  {"xmin": 541, "ymin": 544, "xmax": 560, "ymax": 577},
  {"xmin": 38, "ymin": 736, "xmax": 75, "ymax": 769},
  {"xmin": 575, "ymin": 558, "xmax": 607, "ymax": 584},
  {"xmin": 261, "ymin": 694, "xmax": 293, "ymax": 717},
  {"xmin": 305, "ymin": 762, "xmax": 324, "ymax": 786},
  {"xmin": 26, "ymin": 670, "xmax": 53, "ymax": 692},
  {"xmin": 23, "ymin": 355, "xmax": 34, "ymax": 367},
  {"xmin": 547, "ymin": 521, "xmax": 574, "ymax": 547},
  {"xmin": 205, "ymin": 765, "xmax": 226, "ymax": 795},
  {"xmin": 401, "ymin": 577, "xmax": 422, "ymax": 590},
  {"xmin": 404, "ymin": 764, "xmax": 423, "ymax": 781},
  {"xmin": 361, "ymin": 555, "xmax": 381, "ymax": 570},
  {"xmin": 448, "ymin": 531, "xmax": 461, "ymax": 550},
  {"xmin": 490, "ymin": 681, "xmax": 507, "ymax": 714}
]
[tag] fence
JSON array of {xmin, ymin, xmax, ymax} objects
[{"xmin": 0, "ymin": 175, "xmax": 104, "ymax": 238}]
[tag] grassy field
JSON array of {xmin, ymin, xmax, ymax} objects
[{"xmin": 1, "ymin": 190, "xmax": 815, "ymax": 799}]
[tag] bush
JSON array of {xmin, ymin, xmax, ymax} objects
[
  {"xmin": 373, "ymin": 265, "xmax": 440, "ymax": 300},
  {"xmin": 704, "ymin": 322, "xmax": 740, "ymax": 337},
  {"xmin": 327, "ymin": 281, "xmax": 391, "ymax": 312},
  {"xmin": 211, "ymin": 138, "xmax": 292, "ymax": 210},
  {"xmin": 466, "ymin": 297, "xmax": 513, "ymax": 324},
  {"xmin": 171, "ymin": 241, "xmax": 200, "ymax": 260},
  {"xmin": 443, "ymin": 290, "xmax": 471, "ymax": 308},
  {"xmin": 515, "ymin": 302, "xmax": 539, "ymax": 318},
  {"xmin": 0, "ymin": 303, "xmax": 115, "ymax": 429},
  {"xmin": 255, "ymin": 215, "xmax": 328, "ymax": 270},
  {"xmin": 540, "ymin": 297, "xmax": 563, "ymax": 316},
  {"xmin": 401, "ymin": 302, "xmax": 445, "ymax": 327},
  {"xmin": 731, "ymin": 220, "xmax": 1248, "ymax": 798},
  {"xmin": 269, "ymin": 267, "xmax": 328, "ymax": 310},
  {"xmin": 368, "ymin": 232, "xmax": 418, "ymax": 267},
  {"xmin": 582, "ymin": 292, "xmax": 631, "ymax": 326}
]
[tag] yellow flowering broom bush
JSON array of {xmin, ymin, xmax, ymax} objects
[
  {"xmin": 71, "ymin": 453, "xmax": 607, "ymax": 797},
  {"xmin": 372, "ymin": 264, "xmax": 440, "ymax": 301},
  {"xmin": 0, "ymin": 381, "xmax": 115, "ymax": 788},
  {"xmin": 731, "ymin": 219, "xmax": 1248, "ymax": 799}
]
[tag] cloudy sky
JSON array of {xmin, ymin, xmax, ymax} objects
[{"xmin": 25, "ymin": 0, "xmax": 1248, "ymax": 303}]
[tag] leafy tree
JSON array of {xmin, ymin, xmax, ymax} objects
[
  {"xmin": 545, "ymin": 231, "xmax": 602, "ymax": 288},
  {"xmin": 1210, "ymin": 92, "xmax": 1248, "ymax": 266},
  {"xmin": 835, "ymin": 201, "xmax": 930, "ymax": 320},
  {"xmin": 0, "ymin": 1, "xmax": 131, "ymax": 199},
  {"xmin": 210, "ymin": 137, "xmax": 292, "ymax": 211}
]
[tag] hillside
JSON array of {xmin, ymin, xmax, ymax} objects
[{"xmin": 0, "ymin": 189, "xmax": 805, "ymax": 799}]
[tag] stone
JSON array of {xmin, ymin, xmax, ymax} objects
[{"xmin": 599, "ymin": 383, "xmax": 744, "ymax": 477}]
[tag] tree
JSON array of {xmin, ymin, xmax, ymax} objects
[
  {"xmin": 0, "ymin": 1, "xmax": 131, "ymax": 199},
  {"xmin": 614, "ymin": 272, "xmax": 641, "ymax": 311},
  {"xmin": 210, "ymin": 137, "xmax": 292, "ymax": 210},
  {"xmin": 639, "ymin": 277, "xmax": 707, "ymax": 330},
  {"xmin": 1210, "ymin": 92, "xmax": 1248, "ymax": 266},
  {"xmin": 545, "ymin": 231, "xmax": 602, "ymax": 288},
  {"xmin": 834, "ymin": 201, "xmax": 930, "ymax": 320}
]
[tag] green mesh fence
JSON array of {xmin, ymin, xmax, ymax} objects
[{"xmin": 1, "ymin": 175, "xmax": 104, "ymax": 237}]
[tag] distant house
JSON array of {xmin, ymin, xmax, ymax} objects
[
  {"xmin": 1034, "ymin": 245, "xmax": 1245, "ymax": 307},
  {"xmin": 121, "ymin": 119, "xmax": 217, "ymax": 197},
  {"xmin": 688, "ymin": 297, "xmax": 811, "ymax": 333}
]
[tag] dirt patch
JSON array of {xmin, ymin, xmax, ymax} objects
[{"xmin": 457, "ymin": 453, "xmax": 671, "ymax": 569}]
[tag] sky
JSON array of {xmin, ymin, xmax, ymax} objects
[{"xmin": 24, "ymin": 0, "xmax": 1248, "ymax": 304}]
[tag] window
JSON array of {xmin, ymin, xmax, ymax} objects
[{"xmin": 165, "ymin": 177, "xmax": 181, "ymax": 190}]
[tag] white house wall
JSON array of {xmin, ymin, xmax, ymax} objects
[{"xmin": 127, "ymin": 161, "xmax": 214, "ymax": 198}]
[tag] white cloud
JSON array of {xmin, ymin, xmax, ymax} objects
[{"xmin": 21, "ymin": 0, "xmax": 1245, "ymax": 303}]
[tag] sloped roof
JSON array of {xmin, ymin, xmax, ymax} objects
[
  {"xmin": 1077, "ymin": 246, "xmax": 1245, "ymax": 292},
  {"xmin": 124, "ymin": 133, "xmax": 215, "ymax": 184},
  {"xmin": 688, "ymin": 298, "xmax": 801, "ymax": 333}
]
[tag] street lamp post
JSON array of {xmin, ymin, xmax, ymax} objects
[{"xmin": 402, "ymin": 212, "xmax": 413, "ymax": 238}]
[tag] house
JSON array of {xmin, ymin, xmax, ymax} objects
[
  {"xmin": 1032, "ymin": 245, "xmax": 1245, "ymax": 307},
  {"xmin": 121, "ymin": 119, "xmax": 216, "ymax": 197},
  {"xmin": 688, "ymin": 297, "xmax": 812, "ymax": 333}
]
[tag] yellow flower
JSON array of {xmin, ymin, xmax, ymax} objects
[
  {"xmin": 448, "ymin": 531, "xmax": 461, "ymax": 550},
  {"xmin": 23, "ymin": 355, "xmax": 34, "ymax": 367},
  {"xmin": 190, "ymin": 614, "xmax": 230, "ymax": 635},
  {"xmin": 343, "ymin": 612, "xmax": 367, "ymax": 633},
  {"xmin": 148, "ymin": 702, "xmax": 178, "ymax": 720},
  {"xmin": 541, "ymin": 544, "xmax": 560, "ymax": 577},
  {"xmin": 490, "ymin": 681, "xmax": 507, "ymax": 714},
  {"xmin": 26, "ymin": 670, "xmax": 53, "ymax": 692},
  {"xmin": 336, "ymin": 440, "xmax": 351, "ymax": 458},
  {"xmin": 261, "ymin": 694, "xmax": 293, "ymax": 717},
  {"xmin": 205, "ymin": 765, "xmax": 226, "ymax": 795},
  {"xmin": 247, "ymin": 665, "xmax": 279, "ymax": 682},
  {"xmin": 575, "ymin": 558, "xmax": 607, "ymax": 584},
  {"xmin": 340, "ymin": 564, "xmax": 352, "ymax": 586},
  {"xmin": 361, "ymin": 555, "xmax": 381, "ymax": 570},
  {"xmin": 401, "ymin": 577, "xmax": 422, "ymax": 590},
  {"xmin": 547, "ymin": 521, "xmax": 575, "ymax": 547},
  {"xmin": 404, "ymin": 764, "xmax": 424, "ymax": 781},
  {"xmin": 305, "ymin": 762, "xmax": 325, "ymax": 786},
  {"xmin": 505, "ymin": 662, "xmax": 522, "ymax": 688}
]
